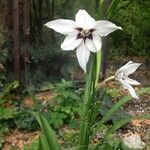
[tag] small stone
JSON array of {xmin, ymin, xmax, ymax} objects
[{"xmin": 123, "ymin": 133, "xmax": 145, "ymax": 149}]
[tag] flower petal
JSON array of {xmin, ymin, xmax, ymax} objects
[
  {"xmin": 125, "ymin": 77, "xmax": 141, "ymax": 85},
  {"xmin": 85, "ymin": 38, "xmax": 97, "ymax": 52},
  {"xmin": 119, "ymin": 61, "xmax": 133, "ymax": 72},
  {"xmin": 117, "ymin": 61, "xmax": 142, "ymax": 75},
  {"xmin": 124, "ymin": 83, "xmax": 139, "ymax": 99},
  {"xmin": 76, "ymin": 42, "xmax": 90, "ymax": 72},
  {"xmin": 125, "ymin": 63, "xmax": 142, "ymax": 76},
  {"xmin": 44, "ymin": 19, "xmax": 77, "ymax": 35},
  {"xmin": 119, "ymin": 79, "xmax": 139, "ymax": 99},
  {"xmin": 61, "ymin": 32, "xmax": 83, "ymax": 50},
  {"xmin": 95, "ymin": 20, "xmax": 122, "ymax": 37},
  {"xmin": 75, "ymin": 9, "xmax": 95, "ymax": 29},
  {"xmin": 92, "ymin": 34, "xmax": 102, "ymax": 50}
]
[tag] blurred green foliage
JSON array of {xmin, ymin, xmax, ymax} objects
[
  {"xmin": 95, "ymin": 134, "xmax": 130, "ymax": 150},
  {"xmin": 0, "ymin": 33, "xmax": 9, "ymax": 87},
  {"xmin": 14, "ymin": 108, "xmax": 39, "ymax": 131},
  {"xmin": 0, "ymin": 124, "xmax": 9, "ymax": 148},
  {"xmin": 111, "ymin": 0, "xmax": 150, "ymax": 56},
  {"xmin": 0, "ymin": 80, "xmax": 19, "ymax": 148},
  {"xmin": 1, "ymin": 0, "xmax": 149, "ymax": 86}
]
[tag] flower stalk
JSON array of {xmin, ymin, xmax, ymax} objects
[
  {"xmin": 95, "ymin": 50, "xmax": 102, "ymax": 87},
  {"xmin": 98, "ymin": 75, "xmax": 115, "ymax": 87},
  {"xmin": 79, "ymin": 54, "xmax": 96, "ymax": 150}
]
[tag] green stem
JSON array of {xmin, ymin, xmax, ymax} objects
[
  {"xmin": 79, "ymin": 54, "xmax": 96, "ymax": 150},
  {"xmin": 83, "ymin": 54, "xmax": 95, "ymax": 107},
  {"xmin": 97, "ymin": 75, "xmax": 115, "ymax": 88},
  {"xmin": 95, "ymin": 50, "xmax": 102, "ymax": 87}
]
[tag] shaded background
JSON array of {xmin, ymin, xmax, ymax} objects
[{"xmin": 0, "ymin": 0, "xmax": 149, "ymax": 90}]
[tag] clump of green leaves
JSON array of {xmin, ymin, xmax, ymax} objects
[
  {"xmin": 42, "ymin": 79, "xmax": 81, "ymax": 129},
  {"xmin": 0, "ymin": 80, "xmax": 19, "ymax": 148},
  {"xmin": 0, "ymin": 81, "xmax": 19, "ymax": 123},
  {"xmin": 0, "ymin": 107, "xmax": 17, "ymax": 120},
  {"xmin": 14, "ymin": 109, "xmax": 39, "ymax": 131},
  {"xmin": 58, "ymin": 127, "xmax": 78, "ymax": 148},
  {"xmin": 46, "ymin": 111, "xmax": 68, "ymax": 129},
  {"xmin": 0, "ymin": 81, "xmax": 19, "ymax": 122},
  {"xmin": 0, "ymin": 124, "xmax": 9, "ymax": 148},
  {"xmin": 95, "ymin": 134, "xmax": 129, "ymax": 150},
  {"xmin": 0, "ymin": 80, "xmax": 19, "ymax": 98}
]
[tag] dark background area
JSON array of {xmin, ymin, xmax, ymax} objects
[{"xmin": 0, "ymin": 0, "xmax": 149, "ymax": 90}]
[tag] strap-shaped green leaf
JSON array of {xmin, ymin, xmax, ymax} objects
[
  {"xmin": 30, "ymin": 93, "xmax": 60, "ymax": 150},
  {"xmin": 92, "ymin": 87, "xmax": 150, "ymax": 135},
  {"xmin": 39, "ymin": 135, "xmax": 50, "ymax": 150},
  {"xmin": 106, "ymin": 113, "xmax": 150, "ymax": 136},
  {"xmin": 106, "ymin": 116, "xmax": 133, "ymax": 136},
  {"xmin": 106, "ymin": 0, "xmax": 121, "ymax": 19}
]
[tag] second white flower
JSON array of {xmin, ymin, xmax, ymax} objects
[{"xmin": 115, "ymin": 61, "xmax": 142, "ymax": 99}]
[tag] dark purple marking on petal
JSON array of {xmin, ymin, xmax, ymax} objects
[
  {"xmin": 89, "ymin": 29, "xmax": 95, "ymax": 33},
  {"xmin": 88, "ymin": 34, "xmax": 93, "ymax": 40},
  {"xmin": 75, "ymin": 28, "xmax": 83, "ymax": 31},
  {"xmin": 76, "ymin": 33, "xmax": 83, "ymax": 39}
]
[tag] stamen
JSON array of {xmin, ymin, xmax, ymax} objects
[
  {"xmin": 80, "ymin": 29, "xmax": 90, "ymax": 37},
  {"xmin": 76, "ymin": 28, "xmax": 95, "ymax": 40}
]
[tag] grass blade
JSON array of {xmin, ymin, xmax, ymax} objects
[
  {"xmin": 39, "ymin": 135, "xmax": 50, "ymax": 150},
  {"xmin": 30, "ymin": 93, "xmax": 60, "ymax": 150},
  {"xmin": 106, "ymin": 116, "xmax": 133, "ymax": 136},
  {"xmin": 106, "ymin": 0, "xmax": 121, "ymax": 19},
  {"xmin": 92, "ymin": 87, "xmax": 150, "ymax": 135},
  {"xmin": 106, "ymin": 113, "xmax": 150, "ymax": 136},
  {"xmin": 38, "ymin": 113, "xmax": 60, "ymax": 150}
]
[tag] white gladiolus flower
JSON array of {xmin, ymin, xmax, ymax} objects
[
  {"xmin": 45, "ymin": 9, "xmax": 122, "ymax": 72},
  {"xmin": 115, "ymin": 61, "xmax": 142, "ymax": 99}
]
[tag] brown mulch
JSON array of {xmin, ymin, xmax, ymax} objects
[{"xmin": 2, "ymin": 130, "xmax": 40, "ymax": 150}]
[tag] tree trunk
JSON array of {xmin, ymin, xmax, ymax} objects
[
  {"xmin": 32, "ymin": 0, "xmax": 38, "ymax": 43},
  {"xmin": 13, "ymin": 0, "xmax": 20, "ymax": 80},
  {"xmin": 23, "ymin": 0, "xmax": 31, "ymax": 83}
]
